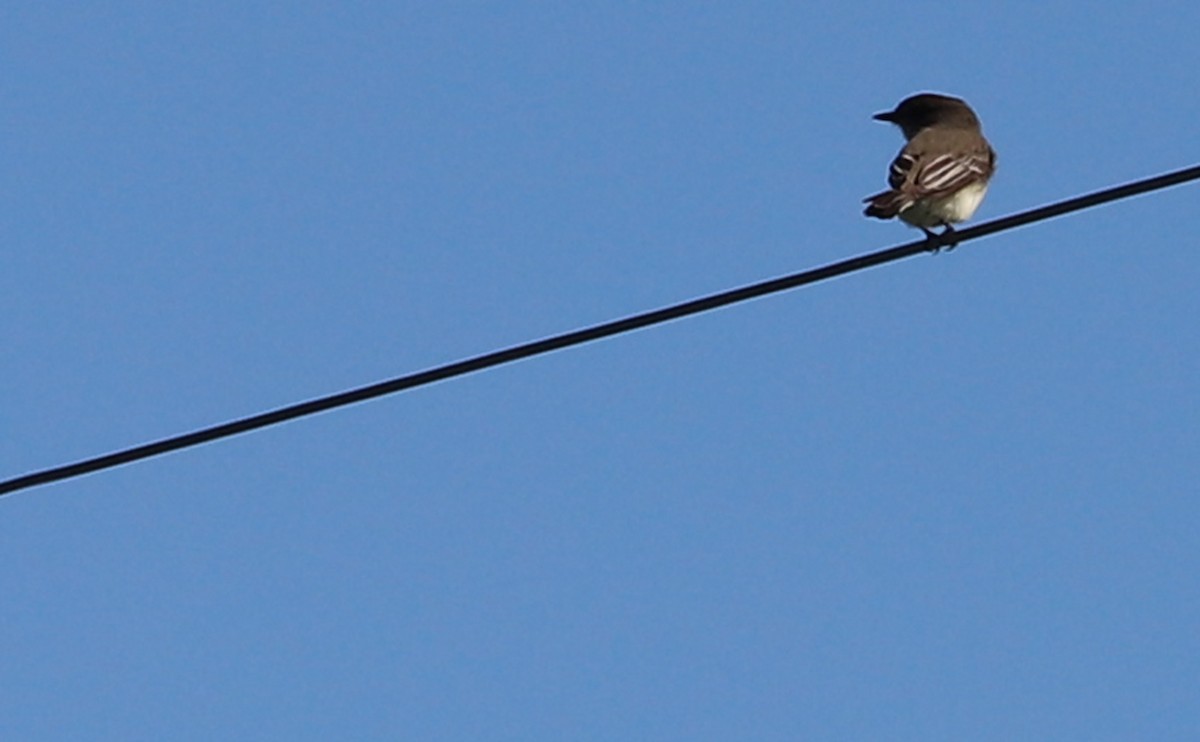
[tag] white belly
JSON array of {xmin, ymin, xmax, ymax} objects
[{"xmin": 899, "ymin": 181, "xmax": 989, "ymax": 228}]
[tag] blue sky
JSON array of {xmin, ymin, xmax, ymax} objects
[{"xmin": 3, "ymin": 3, "xmax": 1199, "ymax": 739}]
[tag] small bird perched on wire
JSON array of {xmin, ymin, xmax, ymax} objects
[{"xmin": 863, "ymin": 93, "xmax": 995, "ymax": 249}]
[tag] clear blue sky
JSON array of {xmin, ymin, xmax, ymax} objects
[{"xmin": 4, "ymin": 3, "xmax": 1199, "ymax": 739}]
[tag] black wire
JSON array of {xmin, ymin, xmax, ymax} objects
[{"xmin": 4, "ymin": 163, "xmax": 1199, "ymax": 497}]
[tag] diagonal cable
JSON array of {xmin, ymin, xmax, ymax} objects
[{"xmin": 3, "ymin": 163, "xmax": 1199, "ymax": 497}]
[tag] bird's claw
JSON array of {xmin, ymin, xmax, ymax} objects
[{"xmin": 922, "ymin": 226, "xmax": 959, "ymax": 254}]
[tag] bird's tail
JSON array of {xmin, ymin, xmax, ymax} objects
[{"xmin": 862, "ymin": 190, "xmax": 911, "ymax": 220}]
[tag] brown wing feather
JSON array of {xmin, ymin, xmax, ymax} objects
[{"xmin": 863, "ymin": 144, "xmax": 994, "ymax": 220}]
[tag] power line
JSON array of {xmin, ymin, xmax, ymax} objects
[{"xmin": 3, "ymin": 163, "xmax": 1199, "ymax": 497}]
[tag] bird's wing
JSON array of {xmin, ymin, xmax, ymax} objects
[{"xmin": 888, "ymin": 148, "xmax": 994, "ymax": 199}]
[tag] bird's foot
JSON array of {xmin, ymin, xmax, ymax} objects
[{"xmin": 922, "ymin": 225, "xmax": 959, "ymax": 254}]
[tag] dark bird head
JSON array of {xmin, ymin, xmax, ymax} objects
[{"xmin": 874, "ymin": 93, "xmax": 981, "ymax": 139}]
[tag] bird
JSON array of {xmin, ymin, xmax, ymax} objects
[{"xmin": 863, "ymin": 93, "xmax": 996, "ymax": 249}]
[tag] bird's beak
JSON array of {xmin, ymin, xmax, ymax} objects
[{"xmin": 873, "ymin": 110, "xmax": 896, "ymax": 123}]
